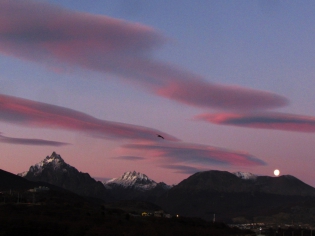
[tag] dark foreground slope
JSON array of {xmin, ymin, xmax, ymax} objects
[
  {"xmin": 0, "ymin": 203, "xmax": 253, "ymax": 236},
  {"xmin": 156, "ymin": 171, "xmax": 315, "ymax": 223},
  {"xmin": 0, "ymin": 169, "xmax": 35, "ymax": 191},
  {"xmin": 0, "ymin": 169, "xmax": 75, "ymax": 193}
]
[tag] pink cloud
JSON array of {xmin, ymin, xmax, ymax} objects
[
  {"xmin": 196, "ymin": 112, "xmax": 315, "ymax": 132},
  {"xmin": 159, "ymin": 164, "xmax": 207, "ymax": 174},
  {"xmin": 0, "ymin": 133, "xmax": 69, "ymax": 146},
  {"xmin": 122, "ymin": 142, "xmax": 266, "ymax": 167},
  {"xmin": 0, "ymin": 0, "xmax": 162, "ymax": 56},
  {"xmin": 113, "ymin": 156, "xmax": 146, "ymax": 161},
  {"xmin": 0, "ymin": 0, "xmax": 288, "ymax": 111},
  {"xmin": 154, "ymin": 76, "xmax": 288, "ymax": 111},
  {"xmin": 0, "ymin": 94, "xmax": 179, "ymax": 142}
]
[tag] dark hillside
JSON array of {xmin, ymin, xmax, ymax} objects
[{"xmin": 156, "ymin": 170, "xmax": 315, "ymax": 223}]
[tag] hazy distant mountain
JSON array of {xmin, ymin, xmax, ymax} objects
[
  {"xmin": 156, "ymin": 170, "xmax": 315, "ymax": 223},
  {"xmin": 103, "ymin": 171, "xmax": 171, "ymax": 201},
  {"xmin": 18, "ymin": 152, "xmax": 112, "ymax": 201}
]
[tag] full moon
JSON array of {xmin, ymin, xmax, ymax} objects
[{"xmin": 274, "ymin": 169, "xmax": 280, "ymax": 176}]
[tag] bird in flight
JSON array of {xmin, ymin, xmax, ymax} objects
[{"xmin": 157, "ymin": 134, "xmax": 164, "ymax": 139}]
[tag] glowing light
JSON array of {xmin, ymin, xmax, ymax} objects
[{"xmin": 274, "ymin": 169, "xmax": 280, "ymax": 176}]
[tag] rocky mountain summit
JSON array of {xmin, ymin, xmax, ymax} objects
[
  {"xmin": 104, "ymin": 171, "xmax": 171, "ymax": 201},
  {"xmin": 105, "ymin": 171, "xmax": 157, "ymax": 190},
  {"xmin": 19, "ymin": 152, "xmax": 70, "ymax": 177},
  {"xmin": 18, "ymin": 152, "xmax": 112, "ymax": 201},
  {"xmin": 104, "ymin": 171, "xmax": 171, "ymax": 191}
]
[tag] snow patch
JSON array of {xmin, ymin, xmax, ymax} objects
[
  {"xmin": 17, "ymin": 152, "xmax": 71, "ymax": 177},
  {"xmin": 233, "ymin": 171, "xmax": 257, "ymax": 180}
]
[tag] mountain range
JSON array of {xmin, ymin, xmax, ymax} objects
[{"xmin": 7, "ymin": 152, "xmax": 315, "ymax": 223}]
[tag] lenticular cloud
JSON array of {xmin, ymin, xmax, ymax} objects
[
  {"xmin": 0, "ymin": 133, "xmax": 69, "ymax": 146},
  {"xmin": 0, "ymin": 0, "xmax": 288, "ymax": 111},
  {"xmin": 196, "ymin": 112, "xmax": 315, "ymax": 132},
  {"xmin": 122, "ymin": 142, "xmax": 266, "ymax": 167},
  {"xmin": 0, "ymin": 94, "xmax": 179, "ymax": 142}
]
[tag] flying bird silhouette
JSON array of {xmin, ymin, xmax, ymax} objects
[{"xmin": 157, "ymin": 134, "xmax": 164, "ymax": 139}]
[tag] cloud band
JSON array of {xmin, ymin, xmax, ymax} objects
[{"xmin": 196, "ymin": 112, "xmax": 315, "ymax": 132}]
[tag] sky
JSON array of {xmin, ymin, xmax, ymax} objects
[{"xmin": 1, "ymin": 0, "xmax": 315, "ymax": 186}]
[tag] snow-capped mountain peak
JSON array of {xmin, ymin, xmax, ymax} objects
[
  {"xmin": 233, "ymin": 171, "xmax": 257, "ymax": 180},
  {"xmin": 121, "ymin": 171, "xmax": 152, "ymax": 182},
  {"xmin": 41, "ymin": 152, "xmax": 65, "ymax": 166},
  {"xmin": 104, "ymin": 171, "xmax": 158, "ymax": 190},
  {"xmin": 18, "ymin": 152, "xmax": 69, "ymax": 177}
]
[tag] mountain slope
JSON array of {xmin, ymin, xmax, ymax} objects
[
  {"xmin": 18, "ymin": 152, "xmax": 112, "ymax": 202},
  {"xmin": 167, "ymin": 170, "xmax": 315, "ymax": 195},
  {"xmin": 254, "ymin": 175, "xmax": 315, "ymax": 196},
  {"xmin": 0, "ymin": 169, "xmax": 38, "ymax": 191}
]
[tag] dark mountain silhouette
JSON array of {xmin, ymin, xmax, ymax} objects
[
  {"xmin": 163, "ymin": 170, "xmax": 315, "ymax": 196},
  {"xmin": 105, "ymin": 182, "xmax": 170, "ymax": 203},
  {"xmin": 156, "ymin": 170, "xmax": 315, "ymax": 223},
  {"xmin": 0, "ymin": 168, "xmax": 71, "ymax": 193},
  {"xmin": 0, "ymin": 168, "xmax": 99, "ymax": 206},
  {"xmin": 254, "ymin": 175, "xmax": 315, "ymax": 196}
]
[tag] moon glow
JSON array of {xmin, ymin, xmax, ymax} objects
[{"xmin": 274, "ymin": 169, "xmax": 280, "ymax": 176}]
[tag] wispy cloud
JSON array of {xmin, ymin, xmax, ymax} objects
[
  {"xmin": 122, "ymin": 142, "xmax": 266, "ymax": 167},
  {"xmin": 0, "ymin": 94, "xmax": 179, "ymax": 142},
  {"xmin": 159, "ymin": 164, "xmax": 207, "ymax": 174},
  {"xmin": 113, "ymin": 155, "xmax": 146, "ymax": 161},
  {"xmin": 196, "ymin": 112, "xmax": 315, "ymax": 132},
  {"xmin": 0, "ymin": 0, "xmax": 288, "ymax": 111},
  {"xmin": 0, "ymin": 133, "xmax": 69, "ymax": 146}
]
